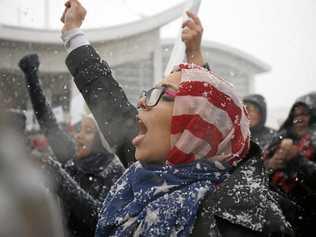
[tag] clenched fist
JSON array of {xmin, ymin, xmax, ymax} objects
[
  {"xmin": 18, "ymin": 54, "xmax": 40, "ymax": 74},
  {"xmin": 61, "ymin": 0, "xmax": 86, "ymax": 32}
]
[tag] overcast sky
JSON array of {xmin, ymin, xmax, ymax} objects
[{"xmin": 1, "ymin": 0, "xmax": 316, "ymax": 126}]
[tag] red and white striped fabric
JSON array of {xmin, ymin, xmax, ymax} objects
[{"xmin": 167, "ymin": 63, "xmax": 250, "ymax": 166}]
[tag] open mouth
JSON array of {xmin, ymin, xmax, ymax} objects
[
  {"xmin": 76, "ymin": 140, "xmax": 88, "ymax": 152},
  {"xmin": 132, "ymin": 116, "xmax": 148, "ymax": 146}
]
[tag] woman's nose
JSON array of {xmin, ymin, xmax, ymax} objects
[
  {"xmin": 137, "ymin": 97, "xmax": 147, "ymax": 110},
  {"xmin": 75, "ymin": 132, "xmax": 82, "ymax": 140}
]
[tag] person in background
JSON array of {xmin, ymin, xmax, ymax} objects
[
  {"xmin": 60, "ymin": 1, "xmax": 293, "ymax": 236},
  {"xmin": 243, "ymin": 94, "xmax": 276, "ymax": 149},
  {"xmin": 296, "ymin": 91, "xmax": 316, "ymax": 130},
  {"xmin": 18, "ymin": 54, "xmax": 125, "ymax": 237},
  {"xmin": 264, "ymin": 97, "xmax": 316, "ymax": 237}
]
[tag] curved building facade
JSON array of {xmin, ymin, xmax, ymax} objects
[{"xmin": 0, "ymin": 2, "xmax": 270, "ymax": 125}]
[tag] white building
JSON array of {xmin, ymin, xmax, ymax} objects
[{"xmin": 0, "ymin": 1, "xmax": 270, "ymax": 123}]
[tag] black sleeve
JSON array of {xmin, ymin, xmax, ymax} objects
[
  {"xmin": 44, "ymin": 156, "xmax": 101, "ymax": 229},
  {"xmin": 191, "ymin": 213, "xmax": 264, "ymax": 237},
  {"xmin": 65, "ymin": 45, "xmax": 138, "ymax": 167},
  {"xmin": 216, "ymin": 217, "xmax": 265, "ymax": 237},
  {"xmin": 287, "ymin": 155, "xmax": 316, "ymax": 190},
  {"xmin": 19, "ymin": 54, "xmax": 76, "ymax": 163}
]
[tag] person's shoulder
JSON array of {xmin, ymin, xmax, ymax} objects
[
  {"xmin": 197, "ymin": 143, "xmax": 293, "ymax": 236},
  {"xmin": 198, "ymin": 151, "xmax": 265, "ymax": 220}
]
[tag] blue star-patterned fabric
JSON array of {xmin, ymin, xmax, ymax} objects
[{"xmin": 96, "ymin": 160, "xmax": 232, "ymax": 237}]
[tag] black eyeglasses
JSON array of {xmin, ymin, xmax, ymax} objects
[{"xmin": 138, "ymin": 86, "xmax": 177, "ymax": 108}]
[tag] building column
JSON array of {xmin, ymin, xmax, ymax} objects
[
  {"xmin": 44, "ymin": 0, "xmax": 50, "ymax": 28},
  {"xmin": 153, "ymin": 30, "xmax": 162, "ymax": 84}
]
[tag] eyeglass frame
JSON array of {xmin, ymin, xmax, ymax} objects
[{"xmin": 138, "ymin": 85, "xmax": 177, "ymax": 108}]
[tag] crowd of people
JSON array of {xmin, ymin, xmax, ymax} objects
[{"xmin": 1, "ymin": 0, "xmax": 315, "ymax": 236}]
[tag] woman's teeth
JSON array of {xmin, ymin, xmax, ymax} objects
[
  {"xmin": 293, "ymin": 119, "xmax": 303, "ymax": 124},
  {"xmin": 77, "ymin": 144, "xmax": 87, "ymax": 150}
]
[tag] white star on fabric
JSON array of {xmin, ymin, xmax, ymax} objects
[
  {"xmin": 114, "ymin": 180, "xmax": 127, "ymax": 194},
  {"xmin": 144, "ymin": 208, "xmax": 160, "ymax": 226},
  {"xmin": 153, "ymin": 181, "xmax": 176, "ymax": 195}
]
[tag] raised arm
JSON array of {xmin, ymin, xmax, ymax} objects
[
  {"xmin": 65, "ymin": 46, "xmax": 137, "ymax": 167},
  {"xmin": 19, "ymin": 54, "xmax": 76, "ymax": 163},
  {"xmin": 60, "ymin": 0, "xmax": 137, "ymax": 167},
  {"xmin": 182, "ymin": 11, "xmax": 204, "ymax": 66},
  {"xmin": 43, "ymin": 155, "xmax": 101, "ymax": 233}
]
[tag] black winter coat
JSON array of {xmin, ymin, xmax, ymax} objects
[
  {"xmin": 65, "ymin": 45, "xmax": 293, "ymax": 236},
  {"xmin": 193, "ymin": 142, "xmax": 293, "ymax": 237},
  {"xmin": 19, "ymin": 54, "xmax": 125, "ymax": 237}
]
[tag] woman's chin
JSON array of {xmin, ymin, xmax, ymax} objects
[
  {"xmin": 76, "ymin": 152, "xmax": 84, "ymax": 159},
  {"xmin": 134, "ymin": 148, "xmax": 145, "ymax": 161},
  {"xmin": 135, "ymin": 149, "xmax": 167, "ymax": 165},
  {"xmin": 76, "ymin": 148, "xmax": 90, "ymax": 159},
  {"xmin": 134, "ymin": 149, "xmax": 154, "ymax": 162}
]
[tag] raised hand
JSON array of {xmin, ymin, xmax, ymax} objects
[
  {"xmin": 61, "ymin": 0, "xmax": 86, "ymax": 32},
  {"xmin": 265, "ymin": 139, "xmax": 297, "ymax": 171},
  {"xmin": 18, "ymin": 54, "xmax": 40, "ymax": 74},
  {"xmin": 182, "ymin": 11, "xmax": 204, "ymax": 65}
]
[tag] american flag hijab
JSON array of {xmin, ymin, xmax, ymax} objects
[{"xmin": 167, "ymin": 63, "xmax": 250, "ymax": 167}]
